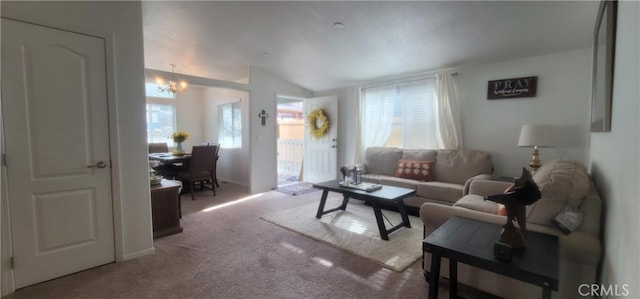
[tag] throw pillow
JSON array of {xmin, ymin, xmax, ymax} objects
[
  {"xmin": 497, "ymin": 183, "xmax": 514, "ymax": 216},
  {"xmin": 396, "ymin": 160, "xmax": 435, "ymax": 182},
  {"xmin": 497, "ymin": 204, "xmax": 508, "ymax": 216}
]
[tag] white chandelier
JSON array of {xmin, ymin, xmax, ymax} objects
[{"xmin": 156, "ymin": 64, "xmax": 187, "ymax": 95}]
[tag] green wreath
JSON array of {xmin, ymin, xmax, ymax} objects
[{"xmin": 307, "ymin": 108, "xmax": 330, "ymax": 139}]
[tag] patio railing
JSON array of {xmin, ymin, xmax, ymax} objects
[{"xmin": 277, "ymin": 139, "xmax": 304, "ymax": 181}]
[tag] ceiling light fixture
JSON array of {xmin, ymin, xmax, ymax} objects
[{"xmin": 156, "ymin": 64, "xmax": 188, "ymax": 96}]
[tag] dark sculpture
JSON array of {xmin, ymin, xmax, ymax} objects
[
  {"xmin": 484, "ymin": 168, "xmax": 541, "ymax": 249},
  {"xmin": 340, "ymin": 165, "xmax": 350, "ymax": 181}
]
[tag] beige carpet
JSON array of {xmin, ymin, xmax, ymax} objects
[{"xmin": 261, "ymin": 196, "xmax": 423, "ymax": 272}]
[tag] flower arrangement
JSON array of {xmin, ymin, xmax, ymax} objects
[
  {"xmin": 171, "ymin": 131, "xmax": 189, "ymax": 143},
  {"xmin": 307, "ymin": 108, "xmax": 330, "ymax": 139}
]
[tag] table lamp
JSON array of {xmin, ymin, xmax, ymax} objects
[{"xmin": 518, "ymin": 124, "xmax": 554, "ymax": 174}]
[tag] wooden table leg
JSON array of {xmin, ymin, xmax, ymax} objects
[
  {"xmin": 428, "ymin": 253, "xmax": 441, "ymax": 299},
  {"xmin": 542, "ymin": 287, "xmax": 551, "ymax": 299},
  {"xmin": 339, "ymin": 194, "xmax": 350, "ymax": 210},
  {"xmin": 370, "ymin": 201, "xmax": 389, "ymax": 240},
  {"xmin": 316, "ymin": 190, "xmax": 352, "ymax": 219},
  {"xmin": 315, "ymin": 190, "xmax": 329, "ymax": 219},
  {"xmin": 449, "ymin": 259, "xmax": 457, "ymax": 299},
  {"xmin": 396, "ymin": 199, "xmax": 411, "ymax": 228}
]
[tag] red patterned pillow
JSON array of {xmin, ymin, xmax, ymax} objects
[{"xmin": 396, "ymin": 160, "xmax": 435, "ymax": 182}]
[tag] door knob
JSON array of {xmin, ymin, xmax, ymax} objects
[{"xmin": 87, "ymin": 161, "xmax": 107, "ymax": 168}]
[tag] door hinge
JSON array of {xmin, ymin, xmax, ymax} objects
[
  {"xmin": 10, "ymin": 256, "xmax": 14, "ymax": 269},
  {"xmin": 2, "ymin": 153, "xmax": 6, "ymax": 167}
]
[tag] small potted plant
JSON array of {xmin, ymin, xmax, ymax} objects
[{"xmin": 170, "ymin": 131, "xmax": 189, "ymax": 155}]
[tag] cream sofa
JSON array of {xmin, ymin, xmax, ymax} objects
[
  {"xmin": 356, "ymin": 147, "xmax": 493, "ymax": 212},
  {"xmin": 420, "ymin": 159, "xmax": 602, "ymax": 298}
]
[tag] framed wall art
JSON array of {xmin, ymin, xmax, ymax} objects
[
  {"xmin": 487, "ymin": 76, "xmax": 538, "ymax": 99},
  {"xmin": 591, "ymin": 0, "xmax": 617, "ymax": 132}
]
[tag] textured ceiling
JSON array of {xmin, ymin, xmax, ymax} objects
[{"xmin": 142, "ymin": 1, "xmax": 599, "ymax": 92}]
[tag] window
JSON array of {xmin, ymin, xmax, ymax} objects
[
  {"xmin": 146, "ymin": 103, "xmax": 176, "ymax": 143},
  {"xmin": 219, "ymin": 102, "xmax": 242, "ymax": 148},
  {"xmin": 145, "ymin": 82, "xmax": 174, "ymax": 99},
  {"xmin": 360, "ymin": 78, "xmax": 438, "ymax": 149}
]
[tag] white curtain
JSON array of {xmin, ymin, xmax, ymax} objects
[
  {"xmin": 356, "ymin": 85, "xmax": 395, "ymax": 161},
  {"xmin": 435, "ymin": 72, "xmax": 462, "ymax": 149},
  {"xmin": 356, "ymin": 72, "xmax": 462, "ymax": 159}
]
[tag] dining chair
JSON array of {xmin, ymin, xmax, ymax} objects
[
  {"xmin": 178, "ymin": 145, "xmax": 217, "ymax": 200},
  {"xmin": 214, "ymin": 143, "xmax": 220, "ymax": 187},
  {"xmin": 148, "ymin": 142, "xmax": 180, "ymax": 178},
  {"xmin": 148, "ymin": 142, "xmax": 169, "ymax": 153}
]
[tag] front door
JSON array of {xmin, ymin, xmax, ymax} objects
[
  {"xmin": 303, "ymin": 96, "xmax": 338, "ymax": 183},
  {"xmin": 1, "ymin": 19, "xmax": 115, "ymax": 288}
]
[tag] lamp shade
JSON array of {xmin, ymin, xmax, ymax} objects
[{"xmin": 518, "ymin": 124, "xmax": 554, "ymax": 147}]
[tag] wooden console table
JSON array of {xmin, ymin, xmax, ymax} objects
[{"xmin": 151, "ymin": 179, "xmax": 183, "ymax": 238}]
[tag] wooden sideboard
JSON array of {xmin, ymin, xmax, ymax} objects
[{"xmin": 150, "ymin": 179, "xmax": 183, "ymax": 238}]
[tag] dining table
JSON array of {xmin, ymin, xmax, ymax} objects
[
  {"xmin": 148, "ymin": 152, "xmax": 192, "ymax": 163},
  {"xmin": 149, "ymin": 152, "xmax": 191, "ymax": 180}
]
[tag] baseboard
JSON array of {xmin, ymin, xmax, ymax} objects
[
  {"xmin": 121, "ymin": 247, "xmax": 155, "ymax": 261},
  {"xmin": 217, "ymin": 176, "xmax": 248, "ymax": 187}
]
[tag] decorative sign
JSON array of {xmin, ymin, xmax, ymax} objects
[{"xmin": 487, "ymin": 76, "xmax": 538, "ymax": 99}]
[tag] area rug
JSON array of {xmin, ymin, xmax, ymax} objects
[
  {"xmin": 273, "ymin": 182, "xmax": 319, "ymax": 195},
  {"xmin": 260, "ymin": 197, "xmax": 423, "ymax": 272}
]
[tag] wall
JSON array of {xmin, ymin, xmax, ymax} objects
[
  {"xmin": 320, "ymin": 48, "xmax": 593, "ymax": 178},
  {"xmin": 458, "ymin": 48, "xmax": 593, "ymax": 177},
  {"xmin": 173, "ymin": 86, "xmax": 205, "ymax": 150},
  {"xmin": 249, "ymin": 67, "xmax": 312, "ymax": 193},
  {"xmin": 1, "ymin": 1, "xmax": 152, "ymax": 294},
  {"xmin": 588, "ymin": 1, "xmax": 640, "ymax": 298},
  {"xmin": 203, "ymin": 87, "xmax": 250, "ymax": 186}
]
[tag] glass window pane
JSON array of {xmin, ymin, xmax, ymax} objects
[
  {"xmin": 361, "ymin": 78, "xmax": 437, "ymax": 149},
  {"xmin": 218, "ymin": 102, "xmax": 242, "ymax": 148},
  {"xmin": 146, "ymin": 103, "xmax": 175, "ymax": 143}
]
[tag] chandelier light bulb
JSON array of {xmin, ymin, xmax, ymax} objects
[{"xmin": 156, "ymin": 64, "xmax": 188, "ymax": 96}]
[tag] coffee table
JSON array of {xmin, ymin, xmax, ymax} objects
[
  {"xmin": 423, "ymin": 216, "xmax": 559, "ymax": 299},
  {"xmin": 312, "ymin": 180, "xmax": 415, "ymax": 241}
]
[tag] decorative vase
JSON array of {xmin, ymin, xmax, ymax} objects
[{"xmin": 174, "ymin": 142, "xmax": 184, "ymax": 155}]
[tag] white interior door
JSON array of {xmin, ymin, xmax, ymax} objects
[
  {"xmin": 1, "ymin": 19, "xmax": 114, "ymax": 288},
  {"xmin": 303, "ymin": 96, "xmax": 338, "ymax": 183}
]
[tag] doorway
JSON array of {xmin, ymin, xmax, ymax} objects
[{"xmin": 276, "ymin": 98, "xmax": 305, "ymax": 186}]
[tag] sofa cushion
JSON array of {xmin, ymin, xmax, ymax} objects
[
  {"xmin": 527, "ymin": 160, "xmax": 590, "ymax": 226},
  {"xmin": 364, "ymin": 147, "xmax": 403, "ymax": 176},
  {"xmin": 362, "ymin": 174, "xmax": 382, "ymax": 184},
  {"xmin": 454, "ymin": 194, "xmax": 500, "ymax": 214},
  {"xmin": 402, "ymin": 149, "xmax": 437, "ymax": 161},
  {"xmin": 416, "ymin": 181, "xmax": 464, "ymax": 204},
  {"xmin": 396, "ymin": 160, "xmax": 435, "ymax": 182},
  {"xmin": 434, "ymin": 150, "xmax": 493, "ymax": 185},
  {"xmin": 378, "ymin": 176, "xmax": 420, "ymax": 190}
]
